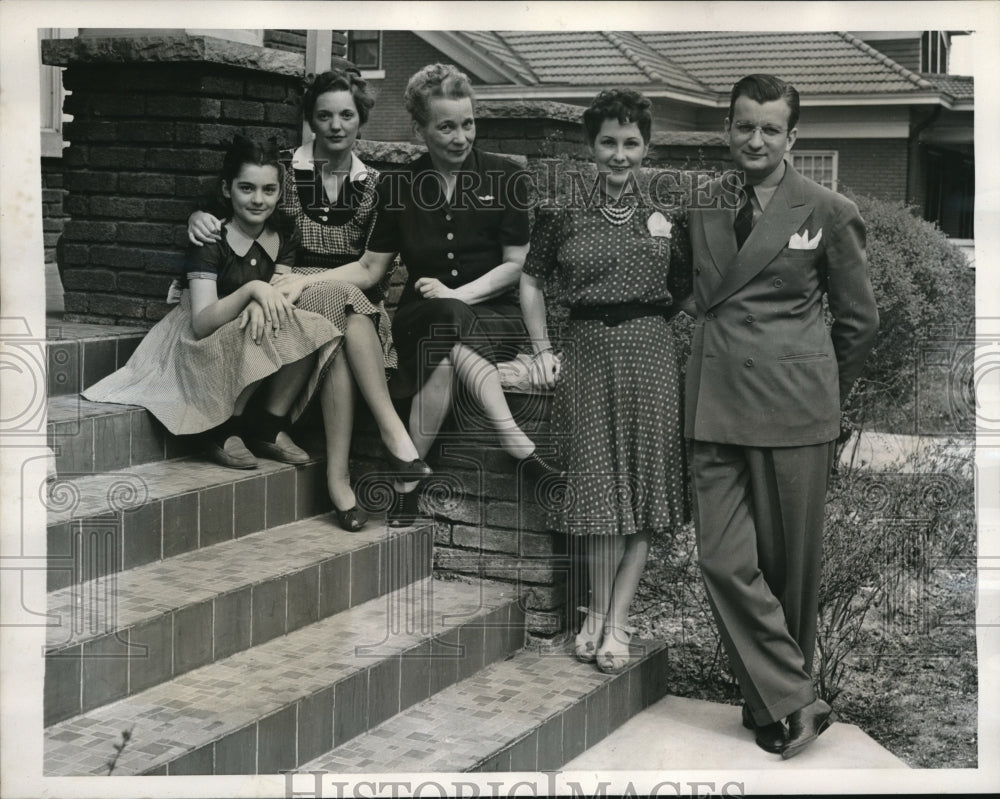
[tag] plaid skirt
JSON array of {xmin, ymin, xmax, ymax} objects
[
  {"xmin": 288, "ymin": 268, "xmax": 397, "ymax": 421},
  {"xmin": 82, "ymin": 291, "xmax": 340, "ymax": 435}
]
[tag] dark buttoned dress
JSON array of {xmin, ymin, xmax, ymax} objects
[{"xmin": 367, "ymin": 149, "xmax": 531, "ymax": 396}]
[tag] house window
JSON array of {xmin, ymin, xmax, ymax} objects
[
  {"xmin": 39, "ymin": 28, "xmax": 78, "ymax": 158},
  {"xmin": 791, "ymin": 151, "xmax": 838, "ymax": 191},
  {"xmin": 920, "ymin": 31, "xmax": 949, "ymax": 73},
  {"xmin": 347, "ymin": 31, "xmax": 381, "ymax": 70}
]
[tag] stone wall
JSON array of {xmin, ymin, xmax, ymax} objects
[{"xmin": 43, "ymin": 35, "xmax": 306, "ymax": 326}]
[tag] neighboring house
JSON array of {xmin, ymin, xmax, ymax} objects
[
  {"xmin": 39, "ymin": 28, "xmax": 974, "ymax": 271},
  {"xmin": 356, "ymin": 30, "xmax": 973, "ymax": 241}
]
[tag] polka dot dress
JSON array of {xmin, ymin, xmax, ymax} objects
[{"xmin": 524, "ymin": 204, "xmax": 690, "ymax": 537}]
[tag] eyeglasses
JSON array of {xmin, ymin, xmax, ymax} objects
[{"xmin": 731, "ymin": 122, "xmax": 788, "ymax": 140}]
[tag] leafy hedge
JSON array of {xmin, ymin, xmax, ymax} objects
[{"xmin": 845, "ymin": 194, "xmax": 974, "ymax": 421}]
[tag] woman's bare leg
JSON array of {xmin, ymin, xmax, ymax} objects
[
  {"xmin": 342, "ymin": 313, "xmax": 418, "ymax": 462},
  {"xmin": 320, "ymin": 352, "xmax": 358, "ymax": 511}
]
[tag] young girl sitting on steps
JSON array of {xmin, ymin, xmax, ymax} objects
[{"xmin": 84, "ymin": 135, "xmax": 339, "ymax": 470}]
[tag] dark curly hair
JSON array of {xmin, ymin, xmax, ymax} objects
[
  {"xmin": 582, "ymin": 88, "xmax": 653, "ymax": 145},
  {"xmin": 217, "ymin": 134, "xmax": 294, "ymax": 236},
  {"xmin": 303, "ymin": 68, "xmax": 376, "ymax": 126}
]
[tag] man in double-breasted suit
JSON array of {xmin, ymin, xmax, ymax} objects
[{"xmin": 686, "ymin": 74, "xmax": 879, "ymax": 758}]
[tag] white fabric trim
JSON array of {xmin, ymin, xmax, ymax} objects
[
  {"xmin": 224, "ymin": 222, "xmax": 281, "ymax": 262},
  {"xmin": 291, "ymin": 141, "xmax": 369, "ymax": 182}
]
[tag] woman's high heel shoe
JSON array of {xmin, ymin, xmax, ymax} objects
[
  {"xmin": 334, "ymin": 506, "xmax": 368, "ymax": 532},
  {"xmin": 387, "ymin": 488, "xmax": 422, "ymax": 528},
  {"xmin": 574, "ymin": 606, "xmax": 606, "ymax": 664},
  {"xmin": 596, "ymin": 624, "xmax": 637, "ymax": 674},
  {"xmin": 384, "ymin": 450, "xmax": 433, "ymax": 480}
]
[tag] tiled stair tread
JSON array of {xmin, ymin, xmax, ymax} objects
[
  {"xmin": 48, "ymin": 394, "xmax": 144, "ymax": 424},
  {"xmin": 46, "ymin": 513, "xmax": 421, "ymax": 650},
  {"xmin": 304, "ymin": 642, "xmax": 665, "ymax": 773},
  {"xmin": 45, "ymin": 577, "xmax": 518, "ymax": 776},
  {"xmin": 46, "ymin": 455, "xmax": 318, "ymax": 524},
  {"xmin": 47, "ymin": 320, "xmax": 148, "ymax": 341}
]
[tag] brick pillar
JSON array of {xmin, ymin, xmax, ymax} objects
[
  {"xmin": 429, "ymin": 391, "xmax": 571, "ymax": 647},
  {"xmin": 41, "ymin": 35, "xmax": 306, "ymax": 326}
]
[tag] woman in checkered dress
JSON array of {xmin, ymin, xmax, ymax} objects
[{"xmin": 188, "ymin": 70, "xmax": 428, "ymax": 531}]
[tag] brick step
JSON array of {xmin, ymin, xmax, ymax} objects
[
  {"xmin": 47, "ymin": 392, "xmax": 549, "ymax": 485},
  {"xmin": 44, "ymin": 576, "xmax": 525, "ymax": 776},
  {"xmin": 47, "ymin": 319, "xmax": 148, "ymax": 397},
  {"xmin": 45, "ymin": 454, "xmax": 340, "ymax": 592},
  {"xmin": 47, "ymin": 395, "xmax": 198, "ymax": 476},
  {"xmin": 299, "ymin": 641, "xmax": 669, "ymax": 773},
  {"xmin": 44, "ymin": 513, "xmax": 434, "ymax": 725}
]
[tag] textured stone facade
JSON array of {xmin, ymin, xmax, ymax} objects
[{"xmin": 43, "ymin": 35, "xmax": 306, "ymax": 326}]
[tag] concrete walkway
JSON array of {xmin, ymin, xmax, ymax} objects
[
  {"xmin": 839, "ymin": 430, "xmax": 972, "ymax": 473},
  {"xmin": 564, "ymin": 694, "xmax": 908, "ymax": 771}
]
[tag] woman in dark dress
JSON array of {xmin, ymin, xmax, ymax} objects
[
  {"xmin": 521, "ymin": 89, "xmax": 691, "ymax": 673},
  {"xmin": 188, "ymin": 69, "xmax": 427, "ymax": 531},
  {"xmin": 336, "ymin": 63, "xmax": 559, "ymax": 524}
]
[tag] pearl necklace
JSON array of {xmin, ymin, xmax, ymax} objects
[{"xmin": 598, "ymin": 199, "xmax": 638, "ymax": 226}]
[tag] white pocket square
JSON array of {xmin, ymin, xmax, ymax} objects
[{"xmin": 788, "ymin": 229, "xmax": 822, "ymax": 249}]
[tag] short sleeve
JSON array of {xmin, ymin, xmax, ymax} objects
[
  {"xmin": 276, "ymin": 225, "xmax": 301, "ymax": 267},
  {"xmin": 184, "ymin": 239, "xmax": 223, "ymax": 284},
  {"xmin": 497, "ymin": 165, "xmax": 531, "ymax": 247},
  {"xmin": 667, "ymin": 210, "xmax": 693, "ymax": 302},
  {"xmin": 365, "ymin": 172, "xmax": 404, "ymax": 254},
  {"xmin": 523, "ymin": 206, "xmax": 564, "ymax": 280}
]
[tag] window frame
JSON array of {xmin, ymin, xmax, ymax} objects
[
  {"xmin": 347, "ymin": 30, "xmax": 382, "ymax": 72},
  {"xmin": 790, "ymin": 150, "xmax": 839, "ymax": 192}
]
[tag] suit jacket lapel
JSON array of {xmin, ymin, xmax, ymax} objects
[
  {"xmin": 708, "ymin": 165, "xmax": 812, "ymax": 308},
  {"xmin": 690, "ymin": 178, "xmax": 736, "ymax": 307}
]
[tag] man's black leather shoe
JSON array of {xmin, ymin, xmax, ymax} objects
[
  {"xmin": 741, "ymin": 704, "xmax": 786, "ymax": 754},
  {"xmin": 781, "ymin": 698, "xmax": 835, "ymax": 759}
]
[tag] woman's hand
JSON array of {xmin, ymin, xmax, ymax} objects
[
  {"xmin": 239, "ymin": 301, "xmax": 267, "ymax": 344},
  {"xmin": 415, "ymin": 277, "xmax": 459, "ymax": 301},
  {"xmin": 530, "ymin": 349, "xmax": 560, "ymax": 389},
  {"xmin": 270, "ymin": 272, "xmax": 308, "ymax": 304},
  {"xmin": 248, "ymin": 280, "xmax": 294, "ymax": 334},
  {"xmin": 187, "ymin": 211, "xmax": 223, "ymax": 247}
]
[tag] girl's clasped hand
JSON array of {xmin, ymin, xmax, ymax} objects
[
  {"xmin": 82, "ymin": 135, "xmax": 339, "ymax": 473},
  {"xmin": 237, "ymin": 280, "xmax": 295, "ymax": 344}
]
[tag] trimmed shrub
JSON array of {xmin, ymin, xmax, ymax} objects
[{"xmin": 845, "ymin": 194, "xmax": 974, "ymax": 426}]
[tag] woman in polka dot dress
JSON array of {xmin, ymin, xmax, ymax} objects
[{"xmin": 521, "ymin": 89, "xmax": 692, "ymax": 674}]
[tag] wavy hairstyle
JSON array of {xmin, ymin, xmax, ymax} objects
[
  {"xmin": 403, "ymin": 63, "xmax": 475, "ymax": 127},
  {"xmin": 581, "ymin": 88, "xmax": 653, "ymax": 145},
  {"xmin": 303, "ymin": 68, "xmax": 376, "ymax": 126},
  {"xmin": 727, "ymin": 74, "xmax": 800, "ymax": 130}
]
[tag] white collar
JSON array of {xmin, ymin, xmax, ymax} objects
[
  {"xmin": 291, "ymin": 141, "xmax": 369, "ymax": 182},
  {"xmin": 224, "ymin": 222, "xmax": 281, "ymax": 262}
]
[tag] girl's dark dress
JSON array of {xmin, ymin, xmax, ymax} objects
[{"xmin": 83, "ymin": 222, "xmax": 338, "ymax": 434}]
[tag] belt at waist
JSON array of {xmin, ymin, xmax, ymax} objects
[{"xmin": 568, "ymin": 303, "xmax": 678, "ymax": 327}]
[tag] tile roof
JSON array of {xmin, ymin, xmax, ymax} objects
[
  {"xmin": 473, "ymin": 31, "xmax": 706, "ymax": 93},
  {"xmin": 638, "ymin": 31, "xmax": 934, "ymax": 95},
  {"xmin": 462, "ymin": 30, "xmax": 950, "ymax": 98},
  {"xmin": 922, "ymin": 73, "xmax": 974, "ymax": 100}
]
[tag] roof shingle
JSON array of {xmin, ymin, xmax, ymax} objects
[{"xmin": 469, "ymin": 30, "xmax": 952, "ymax": 98}]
